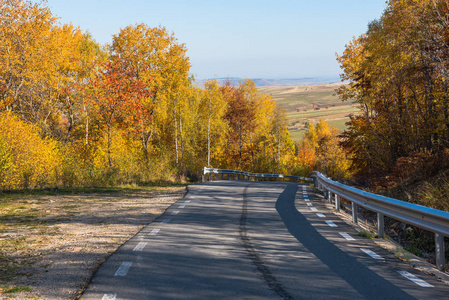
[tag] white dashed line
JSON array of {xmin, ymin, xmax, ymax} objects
[
  {"xmin": 310, "ymin": 207, "xmax": 318, "ymax": 211},
  {"xmin": 161, "ymin": 219, "xmax": 171, "ymax": 224},
  {"xmin": 171, "ymin": 211, "xmax": 179, "ymax": 215},
  {"xmin": 184, "ymin": 200, "xmax": 191, "ymax": 203},
  {"xmin": 304, "ymin": 199, "xmax": 310, "ymax": 202},
  {"xmin": 306, "ymin": 203, "xmax": 313, "ymax": 206},
  {"xmin": 115, "ymin": 261, "xmax": 133, "ymax": 276},
  {"xmin": 189, "ymin": 196, "xmax": 196, "ymax": 199},
  {"xmin": 398, "ymin": 271, "xmax": 434, "ymax": 287},
  {"xmin": 179, "ymin": 205, "xmax": 186, "ymax": 209},
  {"xmin": 325, "ymin": 221, "xmax": 338, "ymax": 227},
  {"xmin": 360, "ymin": 248, "xmax": 384, "ymax": 260},
  {"xmin": 316, "ymin": 213, "xmax": 326, "ymax": 218},
  {"xmin": 102, "ymin": 294, "xmax": 117, "ymax": 300},
  {"xmin": 133, "ymin": 242, "xmax": 147, "ymax": 251},
  {"xmin": 339, "ymin": 232, "xmax": 355, "ymax": 240},
  {"xmin": 149, "ymin": 228, "xmax": 160, "ymax": 235}
]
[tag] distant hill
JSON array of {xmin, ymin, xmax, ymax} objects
[
  {"xmin": 258, "ymin": 83, "xmax": 356, "ymax": 142},
  {"xmin": 194, "ymin": 76, "xmax": 341, "ymax": 88}
]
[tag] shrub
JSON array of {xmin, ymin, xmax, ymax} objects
[{"xmin": 0, "ymin": 113, "xmax": 61, "ymax": 189}]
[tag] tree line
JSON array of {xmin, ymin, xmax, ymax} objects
[
  {"xmin": 337, "ymin": 0, "xmax": 449, "ymax": 183},
  {"xmin": 0, "ymin": 0, "xmax": 305, "ymax": 188}
]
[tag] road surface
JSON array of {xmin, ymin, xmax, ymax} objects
[{"xmin": 82, "ymin": 181, "xmax": 449, "ymax": 299}]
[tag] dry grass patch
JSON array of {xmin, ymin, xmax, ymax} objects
[{"xmin": 0, "ymin": 185, "xmax": 186, "ymax": 299}]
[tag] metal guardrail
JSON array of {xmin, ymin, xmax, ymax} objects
[
  {"xmin": 202, "ymin": 167, "xmax": 313, "ymax": 183},
  {"xmin": 311, "ymin": 171, "xmax": 449, "ymax": 272},
  {"xmin": 202, "ymin": 167, "xmax": 448, "ymax": 272}
]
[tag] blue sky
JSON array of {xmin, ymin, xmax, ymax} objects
[{"xmin": 47, "ymin": 0, "xmax": 386, "ymax": 79}]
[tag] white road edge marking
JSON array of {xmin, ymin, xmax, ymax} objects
[
  {"xmin": 360, "ymin": 248, "xmax": 384, "ymax": 260},
  {"xmin": 115, "ymin": 261, "xmax": 133, "ymax": 276},
  {"xmin": 398, "ymin": 271, "xmax": 434, "ymax": 287},
  {"xmin": 339, "ymin": 232, "xmax": 355, "ymax": 240},
  {"xmin": 133, "ymin": 242, "xmax": 147, "ymax": 251},
  {"xmin": 179, "ymin": 205, "xmax": 186, "ymax": 208},
  {"xmin": 161, "ymin": 219, "xmax": 171, "ymax": 224},
  {"xmin": 102, "ymin": 294, "xmax": 117, "ymax": 300},
  {"xmin": 149, "ymin": 228, "xmax": 160, "ymax": 235},
  {"xmin": 326, "ymin": 221, "xmax": 338, "ymax": 227},
  {"xmin": 310, "ymin": 207, "xmax": 318, "ymax": 211},
  {"xmin": 171, "ymin": 211, "xmax": 179, "ymax": 215},
  {"xmin": 316, "ymin": 213, "xmax": 326, "ymax": 218},
  {"xmin": 306, "ymin": 203, "xmax": 313, "ymax": 207}
]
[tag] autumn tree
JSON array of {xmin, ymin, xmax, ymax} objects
[
  {"xmin": 0, "ymin": 0, "xmax": 92, "ymax": 139},
  {"xmin": 110, "ymin": 24, "xmax": 191, "ymax": 159},
  {"xmin": 0, "ymin": 1, "xmax": 297, "ymax": 187},
  {"xmin": 299, "ymin": 120, "xmax": 352, "ymax": 180},
  {"xmin": 84, "ymin": 57, "xmax": 150, "ymax": 167},
  {"xmin": 337, "ymin": 0, "xmax": 449, "ymax": 177},
  {"xmin": 222, "ymin": 81, "xmax": 256, "ymax": 170}
]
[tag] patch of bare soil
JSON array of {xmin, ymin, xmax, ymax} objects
[{"xmin": 0, "ymin": 186, "xmax": 186, "ymax": 299}]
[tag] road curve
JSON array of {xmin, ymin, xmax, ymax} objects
[{"xmin": 81, "ymin": 181, "xmax": 449, "ymax": 299}]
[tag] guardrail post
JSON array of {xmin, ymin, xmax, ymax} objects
[
  {"xmin": 209, "ymin": 173, "xmax": 211, "ymax": 181},
  {"xmin": 335, "ymin": 194, "xmax": 340, "ymax": 211},
  {"xmin": 377, "ymin": 213, "xmax": 384, "ymax": 238},
  {"xmin": 436, "ymin": 233, "xmax": 445, "ymax": 271},
  {"xmin": 352, "ymin": 202, "xmax": 358, "ymax": 224},
  {"xmin": 328, "ymin": 191, "xmax": 332, "ymax": 203}
]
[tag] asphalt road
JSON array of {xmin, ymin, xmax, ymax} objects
[{"xmin": 81, "ymin": 181, "xmax": 449, "ymax": 299}]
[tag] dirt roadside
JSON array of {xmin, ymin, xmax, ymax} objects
[{"xmin": 0, "ymin": 186, "xmax": 186, "ymax": 299}]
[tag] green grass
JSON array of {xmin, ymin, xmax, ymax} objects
[
  {"xmin": 404, "ymin": 245, "xmax": 424, "ymax": 258},
  {"xmin": 3, "ymin": 286, "xmax": 32, "ymax": 293},
  {"xmin": 327, "ymin": 119, "xmax": 350, "ymax": 131},
  {"xmin": 358, "ymin": 230, "xmax": 375, "ymax": 239},
  {"xmin": 0, "ymin": 182, "xmax": 189, "ymax": 200},
  {"xmin": 288, "ymin": 128, "xmax": 305, "ymax": 141},
  {"xmin": 286, "ymin": 107, "xmax": 355, "ymax": 118}
]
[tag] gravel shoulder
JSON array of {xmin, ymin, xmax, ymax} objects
[{"xmin": 0, "ymin": 186, "xmax": 186, "ymax": 299}]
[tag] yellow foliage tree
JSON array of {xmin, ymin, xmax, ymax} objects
[
  {"xmin": 299, "ymin": 119, "xmax": 352, "ymax": 180},
  {"xmin": 0, "ymin": 112, "xmax": 61, "ymax": 189}
]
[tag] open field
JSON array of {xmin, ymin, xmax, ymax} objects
[{"xmin": 259, "ymin": 83, "xmax": 358, "ymax": 141}]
